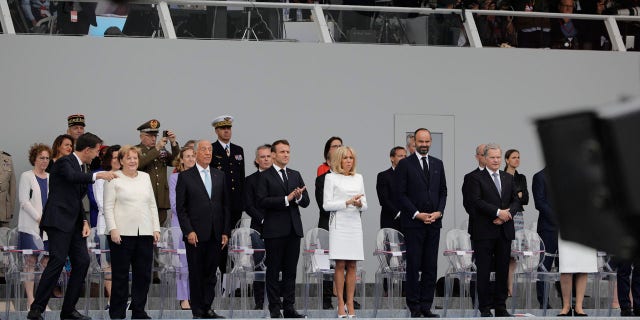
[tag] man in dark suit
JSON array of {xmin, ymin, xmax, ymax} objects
[
  {"xmin": 533, "ymin": 167, "xmax": 561, "ymax": 308},
  {"xmin": 462, "ymin": 144, "xmax": 489, "ymax": 307},
  {"xmin": 28, "ymin": 133, "xmax": 116, "ymax": 320},
  {"xmin": 377, "ymin": 146, "xmax": 407, "ymax": 231},
  {"xmin": 396, "ymin": 128, "xmax": 447, "ymax": 318},
  {"xmin": 244, "ymin": 143, "xmax": 272, "ymax": 310},
  {"xmin": 176, "ymin": 140, "xmax": 230, "ymax": 319},
  {"xmin": 256, "ymin": 140, "xmax": 309, "ymax": 318},
  {"xmin": 468, "ymin": 143, "xmax": 519, "ymax": 317},
  {"xmin": 211, "ymin": 115, "xmax": 245, "ymax": 280}
]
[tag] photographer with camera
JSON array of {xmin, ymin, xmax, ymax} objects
[{"xmin": 136, "ymin": 119, "xmax": 180, "ymax": 229}]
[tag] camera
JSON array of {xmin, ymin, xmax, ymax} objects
[{"xmin": 162, "ymin": 130, "xmax": 168, "ymax": 138}]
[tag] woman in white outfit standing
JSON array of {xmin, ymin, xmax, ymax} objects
[
  {"xmin": 323, "ymin": 146, "xmax": 367, "ymax": 318},
  {"xmin": 557, "ymin": 236, "xmax": 598, "ymax": 316}
]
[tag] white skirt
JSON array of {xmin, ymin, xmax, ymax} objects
[
  {"xmin": 558, "ymin": 235, "xmax": 598, "ymax": 273},
  {"xmin": 328, "ymin": 207, "xmax": 364, "ymax": 261}
]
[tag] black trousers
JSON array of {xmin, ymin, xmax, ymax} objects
[
  {"xmin": 474, "ymin": 237, "xmax": 511, "ymax": 311},
  {"xmin": 108, "ymin": 235, "xmax": 154, "ymax": 319},
  {"xmin": 31, "ymin": 226, "xmax": 89, "ymax": 314},
  {"xmin": 186, "ymin": 237, "xmax": 221, "ymax": 317},
  {"xmin": 265, "ymin": 233, "xmax": 300, "ymax": 312},
  {"xmin": 56, "ymin": 10, "xmax": 92, "ymax": 35},
  {"xmin": 617, "ymin": 261, "xmax": 640, "ymax": 310},
  {"xmin": 537, "ymin": 230, "xmax": 559, "ymax": 305},
  {"xmin": 404, "ymin": 227, "xmax": 440, "ymax": 313}
]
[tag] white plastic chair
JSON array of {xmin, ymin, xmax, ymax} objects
[
  {"xmin": 372, "ymin": 228, "xmax": 406, "ymax": 317},
  {"xmin": 442, "ymin": 228, "xmax": 477, "ymax": 317}
]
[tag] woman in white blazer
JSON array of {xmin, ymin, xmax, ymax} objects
[
  {"xmin": 104, "ymin": 145, "xmax": 160, "ymax": 320},
  {"xmin": 18, "ymin": 143, "xmax": 52, "ymax": 309}
]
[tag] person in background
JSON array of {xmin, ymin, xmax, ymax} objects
[
  {"xmin": 66, "ymin": 114, "xmax": 85, "ymax": 142},
  {"xmin": 18, "ymin": 143, "xmax": 52, "ymax": 310},
  {"xmin": 169, "ymin": 146, "xmax": 197, "ymax": 311},
  {"xmin": 47, "ymin": 134, "xmax": 74, "ymax": 172},
  {"xmin": 104, "ymin": 145, "xmax": 160, "ymax": 320},
  {"xmin": 88, "ymin": 144, "xmax": 121, "ymax": 309},
  {"xmin": 317, "ymin": 137, "xmax": 343, "ymax": 177},
  {"xmin": 503, "ymin": 149, "xmax": 529, "ymax": 297},
  {"xmin": 21, "ymin": 0, "xmax": 51, "ymax": 30}
]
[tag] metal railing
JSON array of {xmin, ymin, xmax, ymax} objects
[{"xmin": 1, "ymin": 0, "xmax": 639, "ymax": 51}]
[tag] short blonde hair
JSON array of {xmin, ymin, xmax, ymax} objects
[
  {"xmin": 330, "ymin": 146, "xmax": 357, "ymax": 176},
  {"xmin": 117, "ymin": 145, "xmax": 142, "ymax": 162}
]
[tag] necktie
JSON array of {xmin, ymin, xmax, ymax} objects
[
  {"xmin": 421, "ymin": 156, "xmax": 429, "ymax": 177},
  {"xmin": 225, "ymin": 145, "xmax": 230, "ymax": 157},
  {"xmin": 203, "ymin": 169, "xmax": 211, "ymax": 198},
  {"xmin": 492, "ymin": 172, "xmax": 502, "ymax": 194},
  {"xmin": 280, "ymin": 168, "xmax": 289, "ymax": 189}
]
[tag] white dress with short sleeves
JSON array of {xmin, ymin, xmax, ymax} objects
[{"xmin": 323, "ymin": 173, "xmax": 367, "ymax": 261}]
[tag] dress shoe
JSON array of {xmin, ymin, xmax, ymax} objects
[
  {"xmin": 353, "ymin": 300, "xmax": 361, "ymax": 309},
  {"xmin": 323, "ymin": 301, "xmax": 334, "ymax": 310},
  {"xmin": 494, "ymin": 309, "xmax": 513, "ymax": 317},
  {"xmin": 254, "ymin": 304, "xmax": 264, "ymax": 310},
  {"xmin": 573, "ymin": 310, "xmax": 588, "ymax": 317},
  {"xmin": 621, "ymin": 308, "xmax": 633, "ymax": 316},
  {"xmin": 421, "ymin": 310, "xmax": 440, "ymax": 318},
  {"xmin": 131, "ymin": 311, "xmax": 152, "ymax": 319},
  {"xmin": 282, "ymin": 309, "xmax": 306, "ymax": 318},
  {"xmin": 410, "ymin": 310, "xmax": 423, "ymax": 318},
  {"xmin": 60, "ymin": 309, "xmax": 92, "ymax": 320},
  {"xmin": 206, "ymin": 309, "xmax": 225, "ymax": 318},
  {"xmin": 634, "ymin": 309, "xmax": 640, "ymax": 316},
  {"xmin": 479, "ymin": 308, "xmax": 493, "ymax": 317},
  {"xmin": 557, "ymin": 308, "xmax": 573, "ymax": 316},
  {"xmin": 27, "ymin": 308, "xmax": 44, "ymax": 320},
  {"xmin": 270, "ymin": 310, "xmax": 283, "ymax": 318}
]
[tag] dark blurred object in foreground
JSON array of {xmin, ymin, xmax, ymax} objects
[{"xmin": 536, "ymin": 97, "xmax": 640, "ymax": 261}]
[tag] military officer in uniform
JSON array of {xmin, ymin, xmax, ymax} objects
[
  {"xmin": 66, "ymin": 114, "xmax": 86, "ymax": 141},
  {"xmin": 136, "ymin": 119, "xmax": 180, "ymax": 227},
  {"xmin": 211, "ymin": 115, "xmax": 245, "ymax": 280},
  {"xmin": 0, "ymin": 149, "xmax": 16, "ymax": 228}
]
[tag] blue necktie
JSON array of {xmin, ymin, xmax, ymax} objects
[
  {"xmin": 203, "ymin": 169, "xmax": 211, "ymax": 198},
  {"xmin": 492, "ymin": 172, "xmax": 502, "ymax": 194}
]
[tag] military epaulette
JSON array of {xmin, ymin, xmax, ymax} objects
[{"xmin": 1, "ymin": 151, "xmax": 10, "ymax": 156}]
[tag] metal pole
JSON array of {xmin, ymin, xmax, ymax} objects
[
  {"xmin": 157, "ymin": 1, "xmax": 177, "ymax": 39},
  {"xmin": 0, "ymin": 0, "xmax": 16, "ymax": 35},
  {"xmin": 313, "ymin": 4, "xmax": 332, "ymax": 43}
]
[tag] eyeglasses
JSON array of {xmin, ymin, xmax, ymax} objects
[{"xmin": 38, "ymin": 156, "xmax": 50, "ymax": 160}]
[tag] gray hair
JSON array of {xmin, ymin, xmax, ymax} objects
[{"xmin": 483, "ymin": 143, "xmax": 501, "ymax": 157}]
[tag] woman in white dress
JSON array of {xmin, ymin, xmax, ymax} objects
[
  {"xmin": 323, "ymin": 146, "xmax": 367, "ymax": 318},
  {"xmin": 557, "ymin": 236, "xmax": 598, "ymax": 316}
]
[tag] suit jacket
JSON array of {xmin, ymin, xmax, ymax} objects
[
  {"xmin": 40, "ymin": 154, "xmax": 94, "ymax": 233},
  {"xmin": 244, "ymin": 170, "xmax": 265, "ymax": 231},
  {"xmin": 176, "ymin": 165, "xmax": 231, "ymax": 243},
  {"xmin": 212, "ymin": 141, "xmax": 245, "ymax": 213},
  {"xmin": 315, "ymin": 172, "xmax": 330, "ymax": 230},
  {"xmin": 395, "ymin": 154, "xmax": 447, "ymax": 230},
  {"xmin": 462, "ymin": 168, "xmax": 483, "ymax": 235},
  {"xmin": 468, "ymin": 169, "xmax": 519, "ymax": 241},
  {"xmin": 376, "ymin": 167, "xmax": 401, "ymax": 230},
  {"xmin": 533, "ymin": 168, "xmax": 556, "ymax": 233},
  {"xmin": 137, "ymin": 143, "xmax": 180, "ymax": 210},
  {"xmin": 57, "ymin": 2, "xmax": 97, "ymax": 26},
  {"xmin": 256, "ymin": 166, "xmax": 310, "ymax": 239}
]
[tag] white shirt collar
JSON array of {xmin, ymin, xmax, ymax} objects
[
  {"xmin": 273, "ymin": 164, "xmax": 286, "ymax": 172},
  {"xmin": 72, "ymin": 152, "xmax": 83, "ymax": 166},
  {"xmin": 217, "ymin": 140, "xmax": 229, "ymax": 149},
  {"xmin": 195, "ymin": 163, "xmax": 209, "ymax": 172},
  {"xmin": 487, "ymin": 168, "xmax": 499, "ymax": 175},
  {"xmin": 478, "ymin": 166, "xmax": 485, "ymax": 171},
  {"xmin": 415, "ymin": 152, "xmax": 429, "ymax": 160}
]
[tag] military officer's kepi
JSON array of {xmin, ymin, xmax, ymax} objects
[
  {"xmin": 67, "ymin": 114, "xmax": 86, "ymax": 127},
  {"xmin": 212, "ymin": 115, "xmax": 234, "ymax": 128},
  {"xmin": 137, "ymin": 119, "xmax": 161, "ymax": 134}
]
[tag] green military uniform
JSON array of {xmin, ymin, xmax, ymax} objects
[
  {"xmin": 136, "ymin": 119, "xmax": 180, "ymax": 226},
  {"xmin": 0, "ymin": 151, "xmax": 16, "ymax": 226}
]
